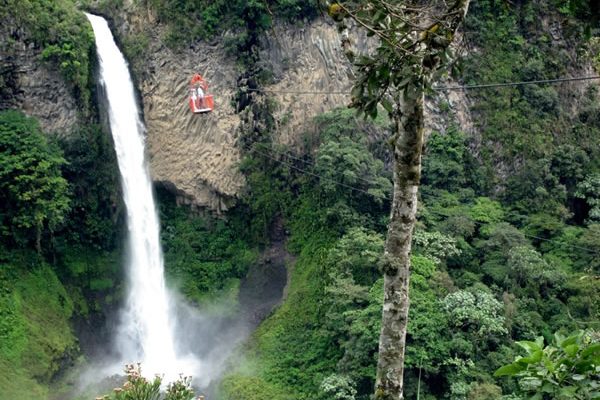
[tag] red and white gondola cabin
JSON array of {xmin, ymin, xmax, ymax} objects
[{"xmin": 188, "ymin": 74, "xmax": 214, "ymax": 114}]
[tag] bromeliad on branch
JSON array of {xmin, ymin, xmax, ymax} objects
[{"xmin": 325, "ymin": 1, "xmax": 470, "ymax": 399}]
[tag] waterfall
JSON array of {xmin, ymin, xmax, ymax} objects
[{"xmin": 86, "ymin": 13, "xmax": 195, "ymax": 379}]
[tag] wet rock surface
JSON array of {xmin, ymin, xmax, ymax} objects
[{"xmin": 0, "ymin": 21, "xmax": 80, "ymax": 136}]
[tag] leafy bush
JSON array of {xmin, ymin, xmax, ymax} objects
[
  {"xmin": 319, "ymin": 374, "xmax": 357, "ymax": 400},
  {"xmin": 422, "ymin": 128, "xmax": 469, "ymax": 191},
  {"xmin": 158, "ymin": 189, "xmax": 257, "ymax": 304},
  {"xmin": 0, "ymin": 110, "xmax": 70, "ymax": 251},
  {"xmin": 575, "ymin": 174, "xmax": 600, "ymax": 224},
  {"xmin": 1, "ymin": 0, "xmax": 95, "ymax": 107},
  {"xmin": 58, "ymin": 124, "xmax": 121, "ymax": 250},
  {"xmin": 148, "ymin": 0, "xmax": 318, "ymax": 49},
  {"xmin": 443, "ymin": 290, "xmax": 507, "ymax": 337},
  {"xmin": 99, "ymin": 364, "xmax": 196, "ymax": 400},
  {"xmin": 495, "ymin": 330, "xmax": 600, "ymax": 399},
  {"xmin": 315, "ymin": 137, "xmax": 391, "ymax": 206}
]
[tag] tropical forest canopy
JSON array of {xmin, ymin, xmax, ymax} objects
[{"xmin": 0, "ymin": 0, "xmax": 599, "ymax": 399}]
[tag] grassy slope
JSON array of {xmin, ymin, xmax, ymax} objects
[{"xmin": 0, "ymin": 257, "xmax": 78, "ymax": 400}]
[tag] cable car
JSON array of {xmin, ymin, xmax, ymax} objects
[{"xmin": 188, "ymin": 74, "xmax": 214, "ymax": 114}]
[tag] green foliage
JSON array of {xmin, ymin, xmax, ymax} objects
[
  {"xmin": 148, "ymin": 0, "xmax": 317, "ymax": 49},
  {"xmin": 505, "ymin": 158, "xmax": 571, "ymax": 220},
  {"xmin": 100, "ymin": 364, "xmax": 196, "ymax": 400},
  {"xmin": 53, "ymin": 247, "xmax": 121, "ymax": 315},
  {"xmin": 463, "ymin": 0, "xmax": 600, "ymax": 207},
  {"xmin": 219, "ymin": 374, "xmax": 295, "ymax": 400},
  {"xmin": 0, "ymin": 258, "xmax": 78, "ymax": 399},
  {"xmin": 412, "ymin": 230, "xmax": 461, "ymax": 265},
  {"xmin": 507, "ymin": 246, "xmax": 565, "ymax": 291},
  {"xmin": 158, "ymin": 189, "xmax": 257, "ymax": 305},
  {"xmin": 575, "ymin": 174, "xmax": 600, "ymax": 223},
  {"xmin": 307, "ymin": 111, "xmax": 392, "ymax": 229},
  {"xmin": 576, "ymin": 224, "xmax": 600, "ymax": 273},
  {"xmin": 0, "ymin": 0, "xmax": 95, "ymax": 107},
  {"xmin": 470, "ymin": 197, "xmax": 505, "ymax": 225},
  {"xmin": 15, "ymin": 267, "xmax": 77, "ymax": 380},
  {"xmin": 310, "ymin": 107, "xmax": 390, "ymax": 146},
  {"xmin": 443, "ymin": 290, "xmax": 507, "ymax": 337},
  {"xmin": 0, "ymin": 110, "xmax": 70, "ymax": 251},
  {"xmin": 319, "ymin": 374, "xmax": 358, "ymax": 400},
  {"xmin": 422, "ymin": 128, "xmax": 469, "ymax": 191},
  {"xmin": 553, "ymin": 0, "xmax": 600, "ymax": 19},
  {"xmin": 238, "ymin": 147, "xmax": 294, "ymax": 244},
  {"xmin": 467, "ymin": 382, "xmax": 503, "ymax": 400},
  {"xmin": 476, "ymin": 222, "xmax": 528, "ymax": 284},
  {"xmin": 495, "ymin": 330, "xmax": 600, "ymax": 399},
  {"xmin": 0, "ymin": 265, "xmax": 27, "ymax": 365},
  {"xmin": 0, "ymin": 358, "xmax": 47, "ymax": 400},
  {"xmin": 315, "ymin": 137, "xmax": 391, "ymax": 205},
  {"xmin": 325, "ymin": 227, "xmax": 384, "ymax": 286},
  {"xmin": 58, "ymin": 124, "xmax": 121, "ymax": 250}
]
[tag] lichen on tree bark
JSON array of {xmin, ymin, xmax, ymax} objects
[
  {"xmin": 327, "ymin": 0, "xmax": 471, "ymax": 398},
  {"xmin": 374, "ymin": 91, "xmax": 424, "ymax": 400}
]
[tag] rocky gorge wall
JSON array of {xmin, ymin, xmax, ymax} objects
[
  {"xmin": 1, "ymin": 0, "xmax": 471, "ymax": 212},
  {"xmin": 0, "ymin": 19, "xmax": 80, "ymax": 136},
  {"xmin": 104, "ymin": 3, "xmax": 470, "ymax": 211}
]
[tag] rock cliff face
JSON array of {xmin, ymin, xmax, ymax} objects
[
  {"xmin": 91, "ymin": 3, "xmax": 470, "ymax": 211},
  {"xmin": 1, "ymin": 2, "xmax": 472, "ymax": 211},
  {"xmin": 105, "ymin": 4, "xmax": 359, "ymax": 210},
  {"xmin": 137, "ymin": 32, "xmax": 244, "ymax": 212},
  {"xmin": 0, "ymin": 22, "xmax": 80, "ymax": 136},
  {"xmin": 258, "ymin": 20, "xmax": 355, "ymax": 147},
  {"xmin": 100, "ymin": 3, "xmax": 244, "ymax": 211}
]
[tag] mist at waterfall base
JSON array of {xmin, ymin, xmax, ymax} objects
[{"xmin": 81, "ymin": 14, "xmax": 252, "ymax": 392}]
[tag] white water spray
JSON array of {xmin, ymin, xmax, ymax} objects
[{"xmin": 86, "ymin": 13, "xmax": 196, "ymax": 379}]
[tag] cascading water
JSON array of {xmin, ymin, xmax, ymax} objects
[{"xmin": 86, "ymin": 13, "xmax": 195, "ymax": 379}]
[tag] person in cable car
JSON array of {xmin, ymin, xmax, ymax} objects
[{"xmin": 188, "ymin": 74, "xmax": 214, "ymax": 114}]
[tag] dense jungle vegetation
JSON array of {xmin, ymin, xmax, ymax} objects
[
  {"xmin": 217, "ymin": 1, "xmax": 600, "ymax": 399},
  {"xmin": 0, "ymin": 0, "xmax": 599, "ymax": 399}
]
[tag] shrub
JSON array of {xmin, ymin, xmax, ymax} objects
[{"xmin": 495, "ymin": 330, "xmax": 600, "ymax": 400}]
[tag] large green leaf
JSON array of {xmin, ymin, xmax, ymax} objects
[
  {"xmin": 564, "ymin": 344, "xmax": 580, "ymax": 357},
  {"xmin": 494, "ymin": 363, "xmax": 525, "ymax": 377},
  {"xmin": 581, "ymin": 343, "xmax": 600, "ymax": 358},
  {"xmin": 521, "ymin": 349, "xmax": 544, "ymax": 364},
  {"xmin": 517, "ymin": 340, "xmax": 543, "ymax": 355},
  {"xmin": 560, "ymin": 332, "xmax": 582, "ymax": 349}
]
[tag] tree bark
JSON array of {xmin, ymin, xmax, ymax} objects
[
  {"xmin": 329, "ymin": 1, "xmax": 471, "ymax": 398},
  {"xmin": 374, "ymin": 88, "xmax": 425, "ymax": 400}
]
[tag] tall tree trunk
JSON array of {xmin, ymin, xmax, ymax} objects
[
  {"xmin": 374, "ymin": 88, "xmax": 425, "ymax": 400},
  {"xmin": 328, "ymin": 1, "xmax": 471, "ymax": 398}
]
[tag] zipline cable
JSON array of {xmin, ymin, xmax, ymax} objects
[
  {"xmin": 249, "ymin": 144, "xmax": 600, "ymax": 255},
  {"xmin": 253, "ymin": 141, "xmax": 388, "ymax": 187},
  {"xmin": 435, "ymin": 75, "xmax": 600, "ymax": 91},
  {"xmin": 241, "ymin": 75, "xmax": 600, "ymax": 95},
  {"xmin": 250, "ymin": 145, "xmax": 375, "ymax": 197}
]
